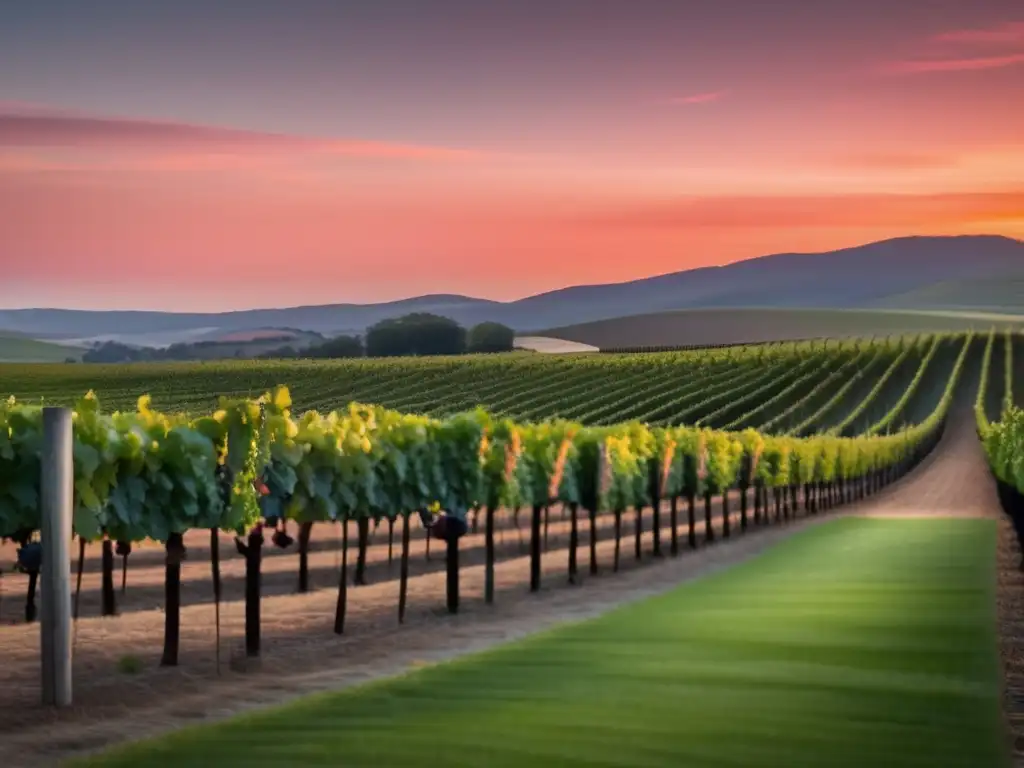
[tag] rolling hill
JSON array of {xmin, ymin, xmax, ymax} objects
[
  {"xmin": 0, "ymin": 332, "xmax": 82, "ymax": 363},
  {"xmin": 1, "ymin": 235, "xmax": 1021, "ymax": 346},
  {"xmin": 2, "ymin": 295, "xmax": 496, "ymax": 345},
  {"xmin": 543, "ymin": 308, "xmax": 1024, "ymax": 350},
  {"xmin": 869, "ymin": 277, "xmax": 1024, "ymax": 313}
]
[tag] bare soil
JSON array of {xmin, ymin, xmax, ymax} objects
[
  {"xmin": 996, "ymin": 515, "xmax": 1024, "ymax": 768},
  {"xmin": 0, "ymin": 408, "xmax": 1009, "ymax": 767},
  {"xmin": 512, "ymin": 336, "xmax": 599, "ymax": 354},
  {"xmin": 0, "ymin": 494, "xmax": 746, "ymax": 623}
]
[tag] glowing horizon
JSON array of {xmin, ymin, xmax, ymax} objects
[{"xmin": 1, "ymin": 2, "xmax": 1022, "ymax": 312}]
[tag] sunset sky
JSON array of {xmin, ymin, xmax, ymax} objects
[{"xmin": 1, "ymin": 0, "xmax": 1023, "ymax": 311}]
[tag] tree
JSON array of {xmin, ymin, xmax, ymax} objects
[
  {"xmin": 82, "ymin": 341, "xmax": 147, "ymax": 363},
  {"xmin": 306, "ymin": 335, "xmax": 364, "ymax": 359},
  {"xmin": 467, "ymin": 322, "xmax": 515, "ymax": 354},
  {"xmin": 258, "ymin": 345, "xmax": 298, "ymax": 359},
  {"xmin": 365, "ymin": 313, "xmax": 466, "ymax": 357}
]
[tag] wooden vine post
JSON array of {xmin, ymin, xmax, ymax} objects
[
  {"xmin": 698, "ymin": 440, "xmax": 713, "ymax": 543},
  {"xmin": 355, "ymin": 517, "xmax": 370, "ymax": 586},
  {"xmin": 333, "ymin": 518, "xmax": 349, "ymax": 635},
  {"xmin": 398, "ymin": 512, "xmax": 412, "ymax": 623},
  {"xmin": 238, "ymin": 523, "xmax": 265, "ymax": 656},
  {"xmin": 101, "ymin": 538, "xmax": 117, "ymax": 616},
  {"xmin": 739, "ymin": 453, "xmax": 752, "ymax": 532},
  {"xmin": 591, "ymin": 440, "xmax": 611, "ymax": 575},
  {"xmin": 40, "ymin": 407, "xmax": 72, "ymax": 707},
  {"xmin": 633, "ymin": 506, "xmax": 643, "ymax": 560},
  {"xmin": 445, "ymin": 516, "xmax": 461, "ymax": 614},
  {"xmin": 160, "ymin": 533, "xmax": 185, "ymax": 667},
  {"xmin": 297, "ymin": 521, "xmax": 314, "ymax": 592},
  {"xmin": 210, "ymin": 528, "xmax": 222, "ymax": 674},
  {"xmin": 484, "ymin": 505, "xmax": 496, "ymax": 603},
  {"xmin": 529, "ymin": 504, "xmax": 543, "ymax": 591},
  {"xmin": 567, "ymin": 502, "xmax": 580, "ymax": 584}
]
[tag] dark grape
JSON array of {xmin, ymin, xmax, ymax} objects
[
  {"xmin": 272, "ymin": 530, "xmax": 294, "ymax": 549},
  {"xmin": 17, "ymin": 542, "xmax": 42, "ymax": 572}
]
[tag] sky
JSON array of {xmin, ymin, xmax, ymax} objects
[{"xmin": 1, "ymin": 0, "xmax": 1023, "ymax": 311}]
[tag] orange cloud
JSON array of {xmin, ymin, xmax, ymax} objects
[
  {"xmin": 825, "ymin": 151, "xmax": 958, "ymax": 170},
  {"xmin": 574, "ymin": 190, "xmax": 1024, "ymax": 230},
  {"xmin": 664, "ymin": 91, "xmax": 728, "ymax": 105},
  {"xmin": 932, "ymin": 21, "xmax": 1024, "ymax": 44},
  {"xmin": 0, "ymin": 106, "xmax": 480, "ymax": 162}
]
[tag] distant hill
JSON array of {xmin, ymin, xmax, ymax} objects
[
  {"xmin": 1, "ymin": 295, "xmax": 495, "ymax": 344},
  {"xmin": 0, "ymin": 332, "xmax": 81, "ymax": 363},
  {"xmin": 511, "ymin": 235, "xmax": 1024, "ymax": 326},
  {"xmin": 869, "ymin": 277, "xmax": 1024, "ymax": 313},
  {"xmin": 544, "ymin": 308, "xmax": 1024, "ymax": 350},
  {"xmin": 2, "ymin": 235, "xmax": 1021, "ymax": 346}
]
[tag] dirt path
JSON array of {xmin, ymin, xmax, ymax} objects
[
  {"xmin": 996, "ymin": 515, "xmax": 1024, "ymax": 768},
  {"xmin": 0, "ymin": 409, "xmax": 1008, "ymax": 766},
  {"xmin": 852, "ymin": 408, "xmax": 1000, "ymax": 520}
]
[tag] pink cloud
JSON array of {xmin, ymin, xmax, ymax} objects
[
  {"xmin": 0, "ymin": 105, "xmax": 481, "ymax": 162},
  {"xmin": 932, "ymin": 21, "xmax": 1024, "ymax": 44},
  {"xmin": 664, "ymin": 90, "xmax": 728, "ymax": 106},
  {"xmin": 575, "ymin": 190, "xmax": 1024, "ymax": 230},
  {"xmin": 826, "ymin": 151, "xmax": 957, "ymax": 170},
  {"xmin": 878, "ymin": 20, "xmax": 1024, "ymax": 76},
  {"xmin": 881, "ymin": 52, "xmax": 1024, "ymax": 74}
]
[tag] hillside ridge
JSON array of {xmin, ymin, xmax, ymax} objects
[{"xmin": 2, "ymin": 234, "xmax": 1021, "ymax": 344}]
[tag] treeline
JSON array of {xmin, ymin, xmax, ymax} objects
[
  {"xmin": 81, "ymin": 314, "xmax": 517, "ymax": 363},
  {"xmin": 82, "ymin": 335, "xmax": 321, "ymax": 364},
  {"xmin": 261, "ymin": 314, "xmax": 516, "ymax": 359}
]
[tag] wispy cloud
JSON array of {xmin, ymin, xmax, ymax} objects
[
  {"xmin": 576, "ymin": 190, "xmax": 1024, "ymax": 230},
  {"xmin": 932, "ymin": 21, "xmax": 1024, "ymax": 44},
  {"xmin": 0, "ymin": 105, "xmax": 480, "ymax": 162},
  {"xmin": 826, "ymin": 151, "xmax": 958, "ymax": 170},
  {"xmin": 879, "ymin": 19, "xmax": 1024, "ymax": 75},
  {"xmin": 882, "ymin": 51, "xmax": 1024, "ymax": 74},
  {"xmin": 663, "ymin": 90, "xmax": 727, "ymax": 106}
]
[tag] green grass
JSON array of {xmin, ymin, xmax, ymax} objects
[
  {"xmin": 81, "ymin": 517, "xmax": 1006, "ymax": 768},
  {"xmin": 0, "ymin": 332, "xmax": 80, "ymax": 362}
]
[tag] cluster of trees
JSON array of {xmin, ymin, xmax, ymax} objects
[
  {"xmin": 82, "ymin": 333, "xmax": 320, "ymax": 364},
  {"xmin": 81, "ymin": 340, "xmax": 257, "ymax": 363},
  {"xmin": 81, "ymin": 314, "xmax": 516, "ymax": 363},
  {"xmin": 259, "ymin": 334, "xmax": 364, "ymax": 360},
  {"xmin": 261, "ymin": 315, "xmax": 516, "ymax": 360},
  {"xmin": 365, "ymin": 315, "xmax": 515, "ymax": 357}
]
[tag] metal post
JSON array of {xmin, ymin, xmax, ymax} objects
[{"xmin": 40, "ymin": 407, "xmax": 73, "ymax": 707}]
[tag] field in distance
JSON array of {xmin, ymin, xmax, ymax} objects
[
  {"xmin": 868, "ymin": 276, "xmax": 1024, "ymax": 314},
  {"xmin": 0, "ymin": 331, "xmax": 80, "ymax": 363},
  {"xmin": 2, "ymin": 333, "xmax": 1009, "ymax": 438},
  {"xmin": 543, "ymin": 307, "xmax": 1024, "ymax": 350}
]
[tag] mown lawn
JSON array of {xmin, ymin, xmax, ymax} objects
[{"xmin": 81, "ymin": 517, "xmax": 1007, "ymax": 768}]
